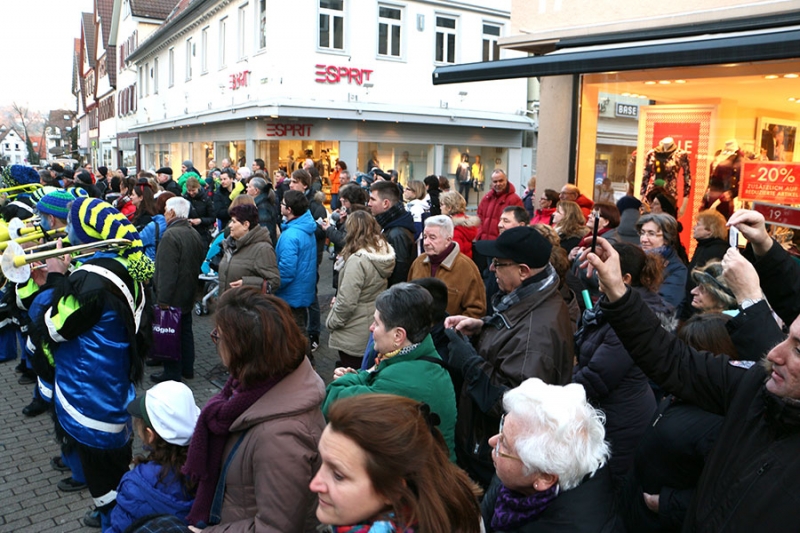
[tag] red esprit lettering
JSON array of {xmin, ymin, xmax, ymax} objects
[
  {"xmin": 315, "ymin": 65, "xmax": 374, "ymax": 85},
  {"xmin": 314, "ymin": 64, "xmax": 326, "ymax": 83},
  {"xmin": 266, "ymin": 124, "xmax": 313, "ymax": 137}
]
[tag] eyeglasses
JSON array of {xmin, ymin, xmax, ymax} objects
[
  {"xmin": 495, "ymin": 414, "xmax": 522, "ymax": 462},
  {"xmin": 210, "ymin": 327, "xmax": 221, "ymax": 345},
  {"xmin": 491, "ymin": 258, "xmax": 516, "ymax": 269},
  {"xmin": 638, "ymin": 230, "xmax": 663, "ymax": 238}
]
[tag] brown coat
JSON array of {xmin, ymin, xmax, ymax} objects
[
  {"xmin": 218, "ymin": 225, "xmax": 281, "ymax": 294},
  {"xmin": 203, "ymin": 358, "xmax": 325, "ymax": 533},
  {"xmin": 408, "ymin": 242, "xmax": 486, "ymax": 319}
]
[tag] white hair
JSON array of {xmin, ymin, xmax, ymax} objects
[
  {"xmin": 503, "ymin": 378, "xmax": 609, "ymax": 491},
  {"xmin": 424, "ymin": 215, "xmax": 454, "ymax": 240},
  {"xmin": 166, "ymin": 196, "xmax": 190, "ymax": 219}
]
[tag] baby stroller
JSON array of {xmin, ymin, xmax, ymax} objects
[{"xmin": 195, "ymin": 232, "xmax": 224, "ymax": 316}]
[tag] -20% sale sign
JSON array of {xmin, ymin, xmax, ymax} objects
[{"xmin": 740, "ymin": 161, "xmax": 800, "ymax": 204}]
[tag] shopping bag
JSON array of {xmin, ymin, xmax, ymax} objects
[{"xmin": 152, "ymin": 305, "xmax": 182, "ymax": 361}]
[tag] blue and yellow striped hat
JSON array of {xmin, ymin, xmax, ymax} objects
[{"xmin": 68, "ymin": 197, "xmax": 154, "ymax": 281}]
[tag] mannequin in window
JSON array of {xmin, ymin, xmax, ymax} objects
[
  {"xmin": 471, "ymin": 154, "xmax": 484, "ymax": 191},
  {"xmin": 397, "ymin": 151, "xmax": 413, "ymax": 186},
  {"xmin": 640, "ymin": 137, "xmax": 692, "ymax": 213},
  {"xmin": 366, "ymin": 150, "xmax": 381, "ymax": 174},
  {"xmin": 455, "ymin": 153, "xmax": 473, "ymax": 204}
]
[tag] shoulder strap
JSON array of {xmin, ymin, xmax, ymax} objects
[
  {"xmin": 417, "ymin": 355, "xmax": 447, "ymax": 368},
  {"xmin": 207, "ymin": 429, "xmax": 250, "ymax": 526}
]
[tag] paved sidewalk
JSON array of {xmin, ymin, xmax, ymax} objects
[{"xmin": 0, "ymin": 268, "xmax": 339, "ymax": 532}]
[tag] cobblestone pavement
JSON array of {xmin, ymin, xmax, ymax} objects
[{"xmin": 0, "ymin": 264, "xmax": 339, "ymax": 532}]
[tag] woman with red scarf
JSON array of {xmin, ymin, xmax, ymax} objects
[{"xmin": 184, "ymin": 288, "xmax": 325, "ymax": 532}]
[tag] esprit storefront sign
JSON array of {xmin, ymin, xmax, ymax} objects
[
  {"xmin": 229, "ymin": 70, "xmax": 250, "ymax": 90},
  {"xmin": 315, "ymin": 64, "xmax": 373, "ymax": 85},
  {"xmin": 266, "ymin": 124, "xmax": 313, "ymax": 137}
]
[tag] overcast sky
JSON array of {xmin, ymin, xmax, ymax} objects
[{"xmin": 0, "ymin": 0, "xmax": 95, "ymax": 113}]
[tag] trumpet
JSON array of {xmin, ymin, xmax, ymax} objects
[{"xmin": 1, "ymin": 239, "xmax": 132, "ymax": 284}]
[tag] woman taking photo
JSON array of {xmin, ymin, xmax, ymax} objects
[
  {"xmin": 326, "ymin": 211, "xmax": 395, "ymax": 369},
  {"xmin": 184, "ymin": 287, "xmax": 325, "ymax": 532},
  {"xmin": 637, "ymin": 213, "xmax": 688, "ymax": 312},
  {"xmin": 115, "ymin": 176, "xmax": 137, "ymax": 221},
  {"xmin": 217, "ymin": 203, "xmax": 280, "ymax": 294},
  {"xmin": 553, "ymin": 200, "xmax": 589, "ymax": 255},
  {"xmin": 312, "ymin": 394, "xmax": 481, "ymax": 532}
]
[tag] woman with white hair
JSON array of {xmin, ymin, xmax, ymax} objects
[{"xmin": 482, "ymin": 378, "xmax": 619, "ymax": 532}]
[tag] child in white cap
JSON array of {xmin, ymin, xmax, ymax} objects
[{"xmin": 108, "ymin": 381, "xmax": 201, "ymax": 533}]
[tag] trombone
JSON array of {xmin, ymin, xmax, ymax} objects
[
  {"xmin": 0, "ymin": 183, "xmax": 42, "ymax": 199},
  {"xmin": 0, "ymin": 229, "xmax": 67, "ymax": 251},
  {"xmin": 0, "ymin": 217, "xmax": 47, "ymax": 242},
  {"xmin": 1, "ymin": 239, "xmax": 132, "ymax": 284}
]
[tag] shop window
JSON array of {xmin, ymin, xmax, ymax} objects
[
  {"xmin": 258, "ymin": 0, "xmax": 267, "ymax": 50},
  {"xmin": 219, "ymin": 17, "xmax": 228, "ymax": 69},
  {"xmin": 319, "ymin": 0, "xmax": 344, "ymax": 51},
  {"xmin": 186, "ymin": 37, "xmax": 193, "ymax": 81},
  {"xmin": 482, "ymin": 23, "xmax": 501, "ymax": 62},
  {"xmin": 168, "ymin": 48, "xmax": 175, "ymax": 87},
  {"xmin": 378, "ymin": 5, "xmax": 402, "ymax": 58},
  {"xmin": 201, "ymin": 27, "xmax": 209, "ymax": 74},
  {"xmin": 153, "ymin": 57, "xmax": 159, "ymax": 94},
  {"xmin": 238, "ymin": 4, "xmax": 248, "ymax": 60},
  {"xmin": 435, "ymin": 16, "xmax": 456, "ymax": 64}
]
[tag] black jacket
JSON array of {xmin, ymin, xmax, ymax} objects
[
  {"xmin": 375, "ymin": 203, "xmax": 416, "ymax": 286},
  {"xmin": 184, "ymin": 191, "xmax": 215, "ymax": 242},
  {"xmin": 482, "ymin": 469, "xmax": 621, "ymax": 533},
  {"xmin": 154, "ymin": 218, "xmax": 206, "ymax": 312},
  {"xmin": 212, "ymin": 186, "xmax": 234, "ymax": 226},
  {"xmin": 161, "ymin": 178, "xmax": 182, "ymax": 196},
  {"xmin": 600, "ymin": 273, "xmax": 800, "ymax": 532}
]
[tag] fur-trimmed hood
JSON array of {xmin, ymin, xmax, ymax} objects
[{"xmin": 452, "ymin": 213, "xmax": 480, "ymax": 228}]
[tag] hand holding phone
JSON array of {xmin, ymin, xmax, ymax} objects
[{"xmin": 590, "ymin": 215, "xmax": 600, "ymax": 255}]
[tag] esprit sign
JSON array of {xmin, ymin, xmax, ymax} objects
[
  {"xmin": 315, "ymin": 64, "xmax": 373, "ymax": 85},
  {"xmin": 266, "ymin": 124, "xmax": 313, "ymax": 137},
  {"xmin": 230, "ymin": 70, "xmax": 250, "ymax": 90}
]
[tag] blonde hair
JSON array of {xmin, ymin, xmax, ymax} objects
[
  {"xmin": 555, "ymin": 201, "xmax": 589, "ymax": 240},
  {"xmin": 228, "ymin": 194, "xmax": 256, "ymax": 212},
  {"xmin": 342, "ymin": 210, "xmax": 389, "ymax": 259},
  {"xmin": 406, "ymin": 180, "xmax": 426, "ymax": 201},
  {"xmin": 439, "ymin": 191, "xmax": 466, "ymax": 215}
]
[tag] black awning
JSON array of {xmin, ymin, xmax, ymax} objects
[{"xmin": 432, "ymin": 27, "xmax": 800, "ymax": 85}]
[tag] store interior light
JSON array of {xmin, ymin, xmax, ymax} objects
[
  {"xmin": 630, "ymin": 93, "xmax": 639, "ymax": 98},
  {"xmin": 785, "ymin": 73, "xmax": 799, "ymax": 78},
  {"xmin": 675, "ymin": 80, "xmax": 686, "ymax": 84},
  {"xmin": 658, "ymin": 80, "xmax": 671, "ymax": 84},
  {"xmin": 765, "ymin": 75, "xmax": 779, "ymax": 79},
  {"xmin": 644, "ymin": 81, "xmax": 656, "ymax": 85},
  {"xmin": 790, "ymin": 98, "xmax": 797, "ymax": 102},
  {"xmin": 621, "ymin": 92, "xmax": 631, "ymax": 96}
]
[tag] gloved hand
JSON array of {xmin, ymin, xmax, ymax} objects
[{"xmin": 444, "ymin": 328, "xmax": 483, "ymax": 377}]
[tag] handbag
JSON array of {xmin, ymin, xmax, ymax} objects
[{"xmin": 151, "ymin": 305, "xmax": 182, "ymax": 361}]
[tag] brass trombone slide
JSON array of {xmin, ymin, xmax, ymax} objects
[
  {"xmin": 1, "ymin": 239, "xmax": 132, "ymax": 284},
  {"xmin": 0, "ymin": 229, "xmax": 67, "ymax": 251},
  {"xmin": 0, "ymin": 183, "xmax": 42, "ymax": 199}
]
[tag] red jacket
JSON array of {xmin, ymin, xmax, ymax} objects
[
  {"xmin": 531, "ymin": 207, "xmax": 556, "ymax": 226},
  {"xmin": 576, "ymin": 194, "xmax": 594, "ymax": 220},
  {"xmin": 452, "ymin": 213, "xmax": 480, "ymax": 258},
  {"xmin": 476, "ymin": 183, "xmax": 523, "ymax": 240}
]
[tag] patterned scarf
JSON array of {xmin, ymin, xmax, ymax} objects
[
  {"xmin": 491, "ymin": 484, "xmax": 559, "ymax": 530},
  {"xmin": 490, "ymin": 264, "xmax": 558, "ymax": 316}
]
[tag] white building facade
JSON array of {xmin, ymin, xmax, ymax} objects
[
  {"xmin": 0, "ymin": 128, "xmax": 29, "ymax": 165},
  {"xmin": 125, "ymin": 0, "xmax": 533, "ymax": 203}
]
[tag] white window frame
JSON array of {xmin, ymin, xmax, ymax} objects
[
  {"xmin": 144, "ymin": 61, "xmax": 150, "ymax": 95},
  {"xmin": 168, "ymin": 47, "xmax": 175, "ymax": 87},
  {"xmin": 219, "ymin": 17, "xmax": 228, "ymax": 69},
  {"xmin": 377, "ymin": 4, "xmax": 402, "ymax": 59},
  {"xmin": 201, "ymin": 27, "xmax": 209, "ymax": 74},
  {"xmin": 318, "ymin": 0, "xmax": 345, "ymax": 52},
  {"xmin": 482, "ymin": 23, "xmax": 501, "ymax": 62},
  {"xmin": 434, "ymin": 15, "xmax": 457, "ymax": 64},
  {"xmin": 257, "ymin": 0, "xmax": 267, "ymax": 50},
  {"xmin": 185, "ymin": 37, "xmax": 193, "ymax": 81},
  {"xmin": 238, "ymin": 3, "xmax": 248, "ymax": 60},
  {"xmin": 138, "ymin": 65, "xmax": 145, "ymax": 98},
  {"xmin": 153, "ymin": 57, "xmax": 159, "ymax": 94}
]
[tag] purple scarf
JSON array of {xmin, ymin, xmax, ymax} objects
[
  {"xmin": 183, "ymin": 375, "xmax": 282, "ymax": 525},
  {"xmin": 491, "ymin": 484, "xmax": 559, "ymax": 531}
]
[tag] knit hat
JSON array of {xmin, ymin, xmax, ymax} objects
[
  {"xmin": 31, "ymin": 186, "xmax": 58, "ymax": 203},
  {"xmin": 37, "ymin": 190, "xmax": 76, "ymax": 220},
  {"xmin": 156, "ymin": 167, "xmax": 173, "ymax": 176},
  {"xmin": 68, "ymin": 197, "xmax": 154, "ymax": 281},
  {"xmin": 182, "ymin": 160, "xmax": 193, "ymax": 168},
  {"xmin": 616, "ymin": 195, "xmax": 642, "ymax": 213}
]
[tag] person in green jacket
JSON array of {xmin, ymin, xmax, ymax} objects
[{"xmin": 323, "ymin": 283, "xmax": 458, "ymax": 462}]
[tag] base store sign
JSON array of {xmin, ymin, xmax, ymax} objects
[{"xmin": 740, "ymin": 161, "xmax": 800, "ymax": 204}]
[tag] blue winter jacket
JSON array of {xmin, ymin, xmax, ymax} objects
[
  {"xmin": 655, "ymin": 246, "xmax": 687, "ymax": 313},
  {"xmin": 140, "ymin": 214, "xmax": 167, "ymax": 261},
  {"xmin": 108, "ymin": 462, "xmax": 194, "ymax": 533},
  {"xmin": 275, "ymin": 210, "xmax": 317, "ymax": 308}
]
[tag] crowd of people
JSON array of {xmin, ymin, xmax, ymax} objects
[{"xmin": 4, "ymin": 154, "xmax": 800, "ymax": 532}]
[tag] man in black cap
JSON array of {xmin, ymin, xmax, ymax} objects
[
  {"xmin": 443, "ymin": 226, "xmax": 575, "ymax": 488},
  {"xmin": 156, "ymin": 167, "xmax": 181, "ymax": 195}
]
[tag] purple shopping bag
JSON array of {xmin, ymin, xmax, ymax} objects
[{"xmin": 152, "ymin": 306, "xmax": 182, "ymax": 361}]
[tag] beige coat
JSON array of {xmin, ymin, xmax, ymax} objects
[
  {"xmin": 408, "ymin": 242, "xmax": 486, "ymax": 318},
  {"xmin": 203, "ymin": 358, "xmax": 325, "ymax": 533},
  {"xmin": 326, "ymin": 244, "xmax": 396, "ymax": 356}
]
